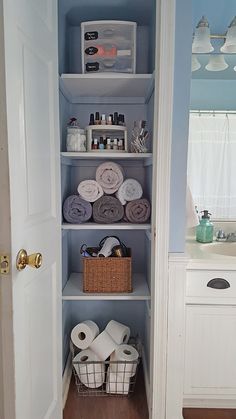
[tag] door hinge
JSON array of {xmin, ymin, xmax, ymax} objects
[{"xmin": 0, "ymin": 254, "xmax": 10, "ymax": 274}]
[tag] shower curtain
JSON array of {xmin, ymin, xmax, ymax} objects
[{"xmin": 187, "ymin": 112, "xmax": 236, "ymax": 219}]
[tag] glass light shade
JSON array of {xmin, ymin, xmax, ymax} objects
[
  {"xmin": 192, "ymin": 16, "xmax": 214, "ymax": 53},
  {"xmin": 220, "ymin": 16, "xmax": 236, "ymax": 53},
  {"xmin": 234, "ymin": 65, "xmax": 236, "ymax": 71},
  {"xmin": 205, "ymin": 55, "xmax": 228, "ymax": 71},
  {"xmin": 191, "ymin": 56, "xmax": 201, "ymax": 72}
]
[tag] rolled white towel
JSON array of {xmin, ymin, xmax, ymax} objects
[
  {"xmin": 77, "ymin": 180, "xmax": 104, "ymax": 203},
  {"xmin": 116, "ymin": 178, "xmax": 143, "ymax": 205}
]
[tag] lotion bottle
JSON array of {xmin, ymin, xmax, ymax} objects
[{"xmin": 196, "ymin": 210, "xmax": 213, "ymax": 243}]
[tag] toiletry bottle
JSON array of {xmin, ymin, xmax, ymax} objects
[
  {"xmin": 118, "ymin": 139, "xmax": 123, "ymax": 150},
  {"xmin": 109, "ymin": 114, "xmax": 114, "ymax": 125},
  {"xmin": 106, "ymin": 138, "xmax": 111, "ymax": 150},
  {"xmin": 92, "ymin": 138, "xmax": 98, "ymax": 150},
  {"xmin": 95, "ymin": 112, "xmax": 100, "ymax": 125},
  {"xmin": 113, "ymin": 138, "xmax": 118, "ymax": 150},
  {"xmin": 196, "ymin": 210, "xmax": 214, "ymax": 243},
  {"xmin": 99, "ymin": 136, "xmax": 104, "ymax": 150},
  {"xmin": 107, "ymin": 115, "xmax": 112, "ymax": 125},
  {"xmin": 118, "ymin": 114, "xmax": 125, "ymax": 126},
  {"xmin": 89, "ymin": 113, "xmax": 95, "ymax": 125},
  {"xmin": 114, "ymin": 112, "xmax": 118, "ymax": 125},
  {"xmin": 101, "ymin": 114, "xmax": 106, "ymax": 125}
]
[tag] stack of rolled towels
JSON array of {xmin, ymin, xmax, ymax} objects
[
  {"xmin": 71, "ymin": 319, "xmax": 139, "ymax": 394},
  {"xmin": 63, "ymin": 161, "xmax": 151, "ymax": 224}
]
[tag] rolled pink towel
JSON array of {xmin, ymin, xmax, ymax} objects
[
  {"xmin": 125, "ymin": 198, "xmax": 151, "ymax": 223},
  {"xmin": 96, "ymin": 162, "xmax": 124, "ymax": 194}
]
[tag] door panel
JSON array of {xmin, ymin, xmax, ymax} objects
[{"xmin": 3, "ymin": 0, "xmax": 62, "ymax": 417}]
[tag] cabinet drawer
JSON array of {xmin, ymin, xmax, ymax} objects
[{"xmin": 186, "ymin": 270, "xmax": 236, "ymax": 299}]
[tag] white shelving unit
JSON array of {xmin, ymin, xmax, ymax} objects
[
  {"xmin": 62, "ymin": 273, "xmax": 150, "ymax": 301},
  {"xmin": 62, "ymin": 223, "xmax": 151, "ymax": 231},
  {"xmin": 60, "ymin": 73, "xmax": 154, "ymax": 104},
  {"xmin": 61, "ymin": 152, "xmax": 152, "ymax": 166}
]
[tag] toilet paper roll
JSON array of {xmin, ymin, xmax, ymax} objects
[
  {"xmin": 106, "ymin": 367, "xmax": 130, "ymax": 395},
  {"xmin": 71, "ymin": 320, "xmax": 99, "ymax": 350},
  {"xmin": 105, "ymin": 320, "xmax": 130, "ymax": 345},
  {"xmin": 73, "ymin": 349, "xmax": 105, "ymax": 388},
  {"xmin": 110, "ymin": 344, "xmax": 139, "ymax": 377},
  {"xmin": 89, "ymin": 330, "xmax": 118, "ymax": 361}
]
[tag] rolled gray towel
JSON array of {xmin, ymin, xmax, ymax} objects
[
  {"xmin": 63, "ymin": 195, "xmax": 92, "ymax": 224},
  {"xmin": 125, "ymin": 198, "xmax": 151, "ymax": 223},
  {"xmin": 96, "ymin": 162, "xmax": 124, "ymax": 194},
  {"xmin": 93, "ymin": 196, "xmax": 124, "ymax": 224}
]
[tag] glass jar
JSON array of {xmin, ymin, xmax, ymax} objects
[{"xmin": 66, "ymin": 127, "xmax": 87, "ymax": 152}]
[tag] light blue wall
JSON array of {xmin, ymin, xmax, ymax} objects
[
  {"xmin": 191, "ymin": 79, "xmax": 236, "ymax": 110},
  {"xmin": 169, "ymin": 0, "xmax": 193, "ymax": 253}
]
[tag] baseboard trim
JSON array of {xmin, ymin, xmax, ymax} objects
[
  {"xmin": 62, "ymin": 352, "xmax": 72, "ymax": 409},
  {"xmin": 142, "ymin": 349, "xmax": 150, "ymax": 415},
  {"xmin": 183, "ymin": 397, "xmax": 236, "ymax": 409}
]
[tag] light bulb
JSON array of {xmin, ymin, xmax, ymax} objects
[
  {"xmin": 192, "ymin": 16, "xmax": 214, "ymax": 53},
  {"xmin": 220, "ymin": 16, "xmax": 236, "ymax": 53},
  {"xmin": 205, "ymin": 55, "xmax": 228, "ymax": 71}
]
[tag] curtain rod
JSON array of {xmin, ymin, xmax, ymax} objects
[{"xmin": 190, "ymin": 110, "xmax": 236, "ymax": 115}]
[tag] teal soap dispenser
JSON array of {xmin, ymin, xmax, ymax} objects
[{"xmin": 196, "ymin": 210, "xmax": 214, "ymax": 243}]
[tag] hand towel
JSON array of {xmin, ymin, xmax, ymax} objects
[
  {"xmin": 77, "ymin": 180, "xmax": 104, "ymax": 202},
  {"xmin": 116, "ymin": 178, "xmax": 143, "ymax": 205},
  {"xmin": 186, "ymin": 185, "xmax": 199, "ymax": 227},
  {"xmin": 93, "ymin": 196, "xmax": 124, "ymax": 224},
  {"xmin": 63, "ymin": 195, "xmax": 92, "ymax": 224},
  {"xmin": 125, "ymin": 198, "xmax": 151, "ymax": 223},
  {"xmin": 96, "ymin": 162, "xmax": 124, "ymax": 194}
]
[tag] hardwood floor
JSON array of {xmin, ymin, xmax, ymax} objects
[
  {"xmin": 64, "ymin": 369, "xmax": 236, "ymax": 419},
  {"xmin": 63, "ymin": 367, "xmax": 149, "ymax": 419},
  {"xmin": 183, "ymin": 408, "xmax": 236, "ymax": 419}
]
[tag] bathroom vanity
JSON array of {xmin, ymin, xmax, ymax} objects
[{"xmin": 184, "ymin": 236, "xmax": 236, "ymax": 408}]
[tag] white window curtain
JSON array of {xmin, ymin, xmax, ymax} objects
[{"xmin": 187, "ymin": 112, "xmax": 236, "ymax": 219}]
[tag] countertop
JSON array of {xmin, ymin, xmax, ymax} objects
[{"xmin": 185, "ymin": 236, "xmax": 236, "ymax": 270}]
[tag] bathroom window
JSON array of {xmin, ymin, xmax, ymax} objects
[{"xmin": 187, "ymin": 112, "xmax": 236, "ymax": 220}]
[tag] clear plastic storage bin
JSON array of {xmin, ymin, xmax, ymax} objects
[{"xmin": 81, "ymin": 21, "xmax": 137, "ymax": 74}]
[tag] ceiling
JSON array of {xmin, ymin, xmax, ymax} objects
[
  {"xmin": 192, "ymin": 0, "xmax": 236, "ymax": 80},
  {"xmin": 59, "ymin": 0, "xmax": 154, "ymax": 26}
]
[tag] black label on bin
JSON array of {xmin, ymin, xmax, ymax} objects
[
  {"xmin": 85, "ymin": 46, "xmax": 98, "ymax": 55},
  {"xmin": 86, "ymin": 62, "xmax": 99, "ymax": 72},
  {"xmin": 85, "ymin": 31, "xmax": 98, "ymax": 41}
]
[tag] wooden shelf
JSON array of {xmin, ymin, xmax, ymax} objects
[
  {"xmin": 61, "ymin": 152, "xmax": 152, "ymax": 166},
  {"xmin": 59, "ymin": 73, "xmax": 154, "ymax": 104},
  {"xmin": 62, "ymin": 223, "xmax": 151, "ymax": 231},
  {"xmin": 62, "ymin": 273, "xmax": 150, "ymax": 301}
]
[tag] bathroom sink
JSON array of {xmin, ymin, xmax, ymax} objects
[{"xmin": 204, "ymin": 242, "xmax": 236, "ymax": 257}]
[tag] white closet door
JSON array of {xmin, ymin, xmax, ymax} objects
[{"xmin": 2, "ymin": 0, "xmax": 62, "ymax": 418}]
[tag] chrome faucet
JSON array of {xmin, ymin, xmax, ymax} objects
[
  {"xmin": 216, "ymin": 230, "xmax": 236, "ymax": 242},
  {"xmin": 216, "ymin": 230, "xmax": 227, "ymax": 241},
  {"xmin": 226, "ymin": 232, "xmax": 236, "ymax": 242}
]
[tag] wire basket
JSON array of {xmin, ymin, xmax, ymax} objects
[{"xmin": 71, "ymin": 337, "xmax": 141, "ymax": 397}]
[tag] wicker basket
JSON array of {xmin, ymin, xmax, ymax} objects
[{"xmin": 83, "ymin": 249, "xmax": 132, "ymax": 293}]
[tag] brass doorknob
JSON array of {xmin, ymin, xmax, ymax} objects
[{"xmin": 16, "ymin": 249, "xmax": 42, "ymax": 271}]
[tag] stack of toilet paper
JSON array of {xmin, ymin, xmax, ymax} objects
[{"xmin": 71, "ymin": 319, "xmax": 139, "ymax": 394}]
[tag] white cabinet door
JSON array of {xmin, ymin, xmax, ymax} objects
[
  {"xmin": 2, "ymin": 0, "xmax": 62, "ymax": 418},
  {"xmin": 184, "ymin": 305, "xmax": 236, "ymax": 397}
]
